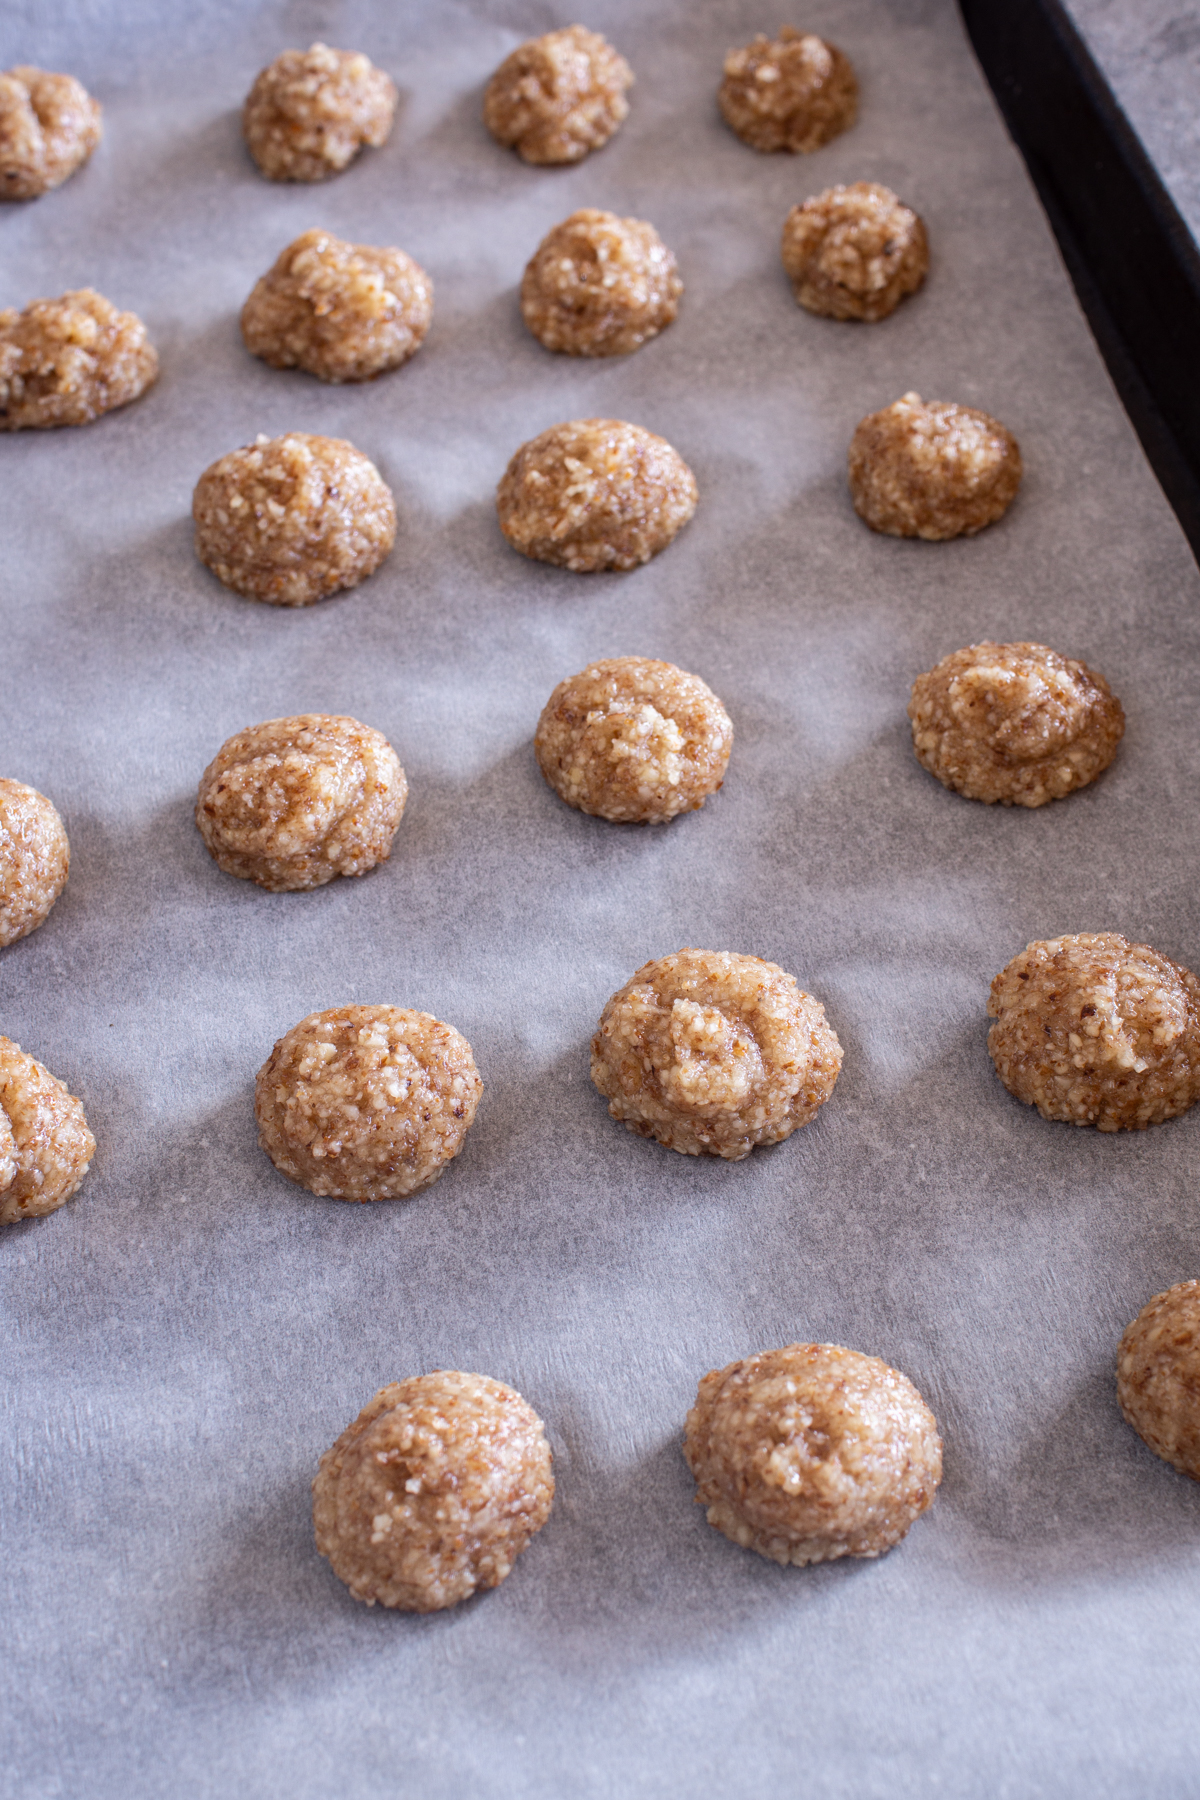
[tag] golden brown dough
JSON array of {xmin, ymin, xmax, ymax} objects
[
  {"xmin": 241, "ymin": 229, "xmax": 432, "ymax": 383},
  {"xmin": 0, "ymin": 289, "xmax": 157, "ymax": 430},
  {"xmin": 0, "ymin": 66, "xmax": 101, "ymax": 199},
  {"xmin": 0, "ymin": 1038, "xmax": 94, "ymax": 1226},
  {"xmin": 0, "ymin": 780, "xmax": 69, "ymax": 947},
  {"xmin": 719, "ymin": 27, "xmax": 856, "ymax": 153},
  {"xmin": 521, "ymin": 209, "xmax": 681, "ymax": 357},
  {"xmin": 484, "ymin": 25, "xmax": 632, "ymax": 165},
  {"xmin": 1118, "ymin": 1282, "xmax": 1200, "ymax": 1479},
  {"xmin": 849, "ymin": 392, "xmax": 1021, "ymax": 539},
  {"xmin": 781, "ymin": 182, "xmax": 927, "ymax": 321},
  {"xmin": 243, "ymin": 44, "xmax": 396, "ymax": 182}
]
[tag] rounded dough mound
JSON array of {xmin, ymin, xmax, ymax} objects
[
  {"xmin": 313, "ymin": 1370, "xmax": 554, "ymax": 1611},
  {"xmin": 1118, "ymin": 1282, "xmax": 1200, "ymax": 1480},
  {"xmin": 497, "ymin": 419, "xmax": 697, "ymax": 572},
  {"xmin": 719, "ymin": 27, "xmax": 857, "ymax": 154},
  {"xmin": 781, "ymin": 182, "xmax": 927, "ymax": 321},
  {"xmin": 0, "ymin": 1038, "xmax": 95, "ymax": 1226},
  {"xmin": 0, "ymin": 66, "xmax": 102, "ymax": 200},
  {"xmin": 909, "ymin": 642, "xmax": 1124, "ymax": 807},
  {"xmin": 0, "ymin": 780, "xmax": 69, "ymax": 947},
  {"xmin": 0, "ymin": 288, "xmax": 158, "ymax": 430},
  {"xmin": 193, "ymin": 432, "xmax": 395, "ymax": 606},
  {"xmin": 591, "ymin": 949, "xmax": 842, "ymax": 1159},
  {"xmin": 196, "ymin": 715, "xmax": 407, "ymax": 892},
  {"xmin": 483, "ymin": 25, "xmax": 632, "ymax": 165},
  {"xmin": 255, "ymin": 1004, "xmax": 483, "ymax": 1201},
  {"xmin": 535, "ymin": 657, "xmax": 732, "ymax": 824},
  {"xmin": 521, "ymin": 209, "xmax": 681, "ymax": 357},
  {"xmin": 241, "ymin": 229, "xmax": 432, "ymax": 384},
  {"xmin": 685, "ymin": 1343, "xmax": 942, "ymax": 1565},
  {"xmin": 987, "ymin": 934, "xmax": 1200, "ymax": 1131},
  {"xmin": 849, "ymin": 391, "xmax": 1021, "ymax": 540},
  {"xmin": 243, "ymin": 43, "xmax": 396, "ymax": 182}
]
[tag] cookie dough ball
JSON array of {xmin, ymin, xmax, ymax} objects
[
  {"xmin": 313, "ymin": 1371, "xmax": 554, "ymax": 1611},
  {"xmin": 781, "ymin": 182, "xmax": 928, "ymax": 321},
  {"xmin": 192, "ymin": 432, "xmax": 395, "ymax": 606},
  {"xmin": 685, "ymin": 1343, "xmax": 942, "ymax": 1565},
  {"xmin": 0, "ymin": 780, "xmax": 69, "ymax": 947},
  {"xmin": 243, "ymin": 44, "xmax": 396, "ymax": 182},
  {"xmin": 196, "ymin": 715, "xmax": 407, "ymax": 892},
  {"xmin": 1118, "ymin": 1282, "xmax": 1200, "ymax": 1480},
  {"xmin": 0, "ymin": 66, "xmax": 102, "ymax": 199},
  {"xmin": 521, "ymin": 210, "xmax": 681, "ymax": 358},
  {"xmin": 0, "ymin": 288, "xmax": 158, "ymax": 430},
  {"xmin": 497, "ymin": 419, "xmax": 697, "ymax": 572},
  {"xmin": 849, "ymin": 392, "xmax": 1022, "ymax": 540},
  {"xmin": 241, "ymin": 230, "xmax": 433, "ymax": 385},
  {"xmin": 988, "ymin": 934, "xmax": 1200, "ymax": 1131},
  {"xmin": 909, "ymin": 642, "xmax": 1124, "ymax": 808},
  {"xmin": 591, "ymin": 949, "xmax": 842, "ymax": 1159},
  {"xmin": 0, "ymin": 1038, "xmax": 95, "ymax": 1226},
  {"xmin": 255, "ymin": 1004, "xmax": 483, "ymax": 1201},
  {"xmin": 535, "ymin": 657, "xmax": 732, "ymax": 824},
  {"xmin": 719, "ymin": 28, "xmax": 857, "ymax": 154},
  {"xmin": 484, "ymin": 25, "xmax": 632, "ymax": 166}
]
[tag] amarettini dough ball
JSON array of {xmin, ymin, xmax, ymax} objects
[
  {"xmin": 719, "ymin": 27, "xmax": 857, "ymax": 154},
  {"xmin": 0, "ymin": 289, "xmax": 158, "ymax": 430},
  {"xmin": 497, "ymin": 419, "xmax": 697, "ymax": 572},
  {"xmin": 521, "ymin": 209, "xmax": 681, "ymax": 357},
  {"xmin": 909, "ymin": 642, "xmax": 1124, "ymax": 808},
  {"xmin": 987, "ymin": 934, "xmax": 1200, "ymax": 1131},
  {"xmin": 196, "ymin": 715, "xmax": 407, "ymax": 892},
  {"xmin": 0, "ymin": 66, "xmax": 102, "ymax": 199},
  {"xmin": 535, "ymin": 657, "xmax": 732, "ymax": 824},
  {"xmin": 483, "ymin": 25, "xmax": 632, "ymax": 166},
  {"xmin": 243, "ymin": 44, "xmax": 396, "ymax": 182},
  {"xmin": 241, "ymin": 229, "xmax": 433, "ymax": 385},
  {"xmin": 0, "ymin": 1038, "xmax": 95, "ymax": 1226},
  {"xmin": 781, "ymin": 182, "xmax": 928, "ymax": 322},
  {"xmin": 192, "ymin": 432, "xmax": 396, "ymax": 606},
  {"xmin": 1118, "ymin": 1282, "xmax": 1200, "ymax": 1480},
  {"xmin": 591, "ymin": 949, "xmax": 842, "ymax": 1159},
  {"xmin": 255, "ymin": 1004, "xmax": 483, "ymax": 1201},
  {"xmin": 313, "ymin": 1371, "xmax": 554, "ymax": 1611},
  {"xmin": 685, "ymin": 1343, "xmax": 942, "ymax": 1566},
  {"xmin": 0, "ymin": 780, "xmax": 69, "ymax": 947},
  {"xmin": 848, "ymin": 391, "xmax": 1022, "ymax": 540}
]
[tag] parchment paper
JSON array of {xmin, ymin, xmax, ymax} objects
[{"xmin": 4, "ymin": 3, "xmax": 1200, "ymax": 1796}]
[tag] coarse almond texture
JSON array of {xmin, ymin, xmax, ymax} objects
[
  {"xmin": 0, "ymin": 1038, "xmax": 95, "ymax": 1226},
  {"xmin": 255, "ymin": 1004, "xmax": 483, "ymax": 1201},
  {"xmin": 591, "ymin": 948, "xmax": 842, "ymax": 1159},
  {"xmin": 849, "ymin": 391, "xmax": 1021, "ymax": 539},
  {"xmin": 719, "ymin": 27, "xmax": 857, "ymax": 153},
  {"xmin": 243, "ymin": 43, "xmax": 396, "ymax": 182},
  {"xmin": 781, "ymin": 182, "xmax": 927, "ymax": 321},
  {"xmin": 1118, "ymin": 1282, "xmax": 1200, "ymax": 1480},
  {"xmin": 313, "ymin": 1370, "xmax": 554, "ymax": 1610},
  {"xmin": 196, "ymin": 714, "xmax": 407, "ymax": 892},
  {"xmin": 535, "ymin": 657, "xmax": 732, "ymax": 823},
  {"xmin": 0, "ymin": 66, "xmax": 101, "ymax": 199},
  {"xmin": 241, "ymin": 229, "xmax": 433, "ymax": 384},
  {"xmin": 908, "ymin": 642, "xmax": 1124, "ymax": 807},
  {"xmin": 521, "ymin": 209, "xmax": 681, "ymax": 357},
  {"xmin": 483, "ymin": 25, "xmax": 632, "ymax": 165},
  {"xmin": 0, "ymin": 780, "xmax": 69, "ymax": 947},
  {"xmin": 987, "ymin": 933, "xmax": 1200, "ymax": 1131},
  {"xmin": 496, "ymin": 418, "xmax": 697, "ymax": 572},
  {"xmin": 192, "ymin": 432, "xmax": 395, "ymax": 606},
  {"xmin": 0, "ymin": 288, "xmax": 157, "ymax": 430},
  {"xmin": 685, "ymin": 1343, "xmax": 942, "ymax": 1565}
]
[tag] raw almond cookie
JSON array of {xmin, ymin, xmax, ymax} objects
[
  {"xmin": 0, "ymin": 289, "xmax": 157, "ymax": 429},
  {"xmin": 719, "ymin": 27, "xmax": 857, "ymax": 153},
  {"xmin": 849, "ymin": 392, "xmax": 1021, "ymax": 539},
  {"xmin": 781, "ymin": 182, "xmax": 927, "ymax": 321},
  {"xmin": 243, "ymin": 43, "xmax": 396, "ymax": 181},
  {"xmin": 0, "ymin": 1038, "xmax": 95, "ymax": 1226},
  {"xmin": 0, "ymin": 780, "xmax": 69, "ymax": 946},
  {"xmin": 484, "ymin": 25, "xmax": 632, "ymax": 165},
  {"xmin": 0, "ymin": 66, "xmax": 101, "ymax": 199},
  {"xmin": 241, "ymin": 229, "xmax": 432, "ymax": 383}
]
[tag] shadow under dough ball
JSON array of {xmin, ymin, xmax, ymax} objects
[
  {"xmin": 719, "ymin": 26, "xmax": 857, "ymax": 153},
  {"xmin": 521, "ymin": 209, "xmax": 681, "ymax": 356},
  {"xmin": 908, "ymin": 641, "xmax": 1124, "ymax": 806},
  {"xmin": 255, "ymin": 1004, "xmax": 483, "ymax": 1201},
  {"xmin": 196, "ymin": 714, "xmax": 407, "ymax": 891},
  {"xmin": 243, "ymin": 43, "xmax": 396, "ymax": 181},
  {"xmin": 313, "ymin": 1371, "xmax": 554, "ymax": 1610},
  {"xmin": 0, "ymin": 1037, "xmax": 94, "ymax": 1226},
  {"xmin": 192, "ymin": 432, "xmax": 395, "ymax": 605},
  {"xmin": 1118, "ymin": 1282, "xmax": 1200, "ymax": 1480},
  {"xmin": 849, "ymin": 392, "xmax": 1021, "ymax": 539},
  {"xmin": 0, "ymin": 66, "xmax": 101, "ymax": 199},
  {"xmin": 0, "ymin": 288, "xmax": 157, "ymax": 429},
  {"xmin": 987, "ymin": 933, "xmax": 1200, "ymax": 1130},
  {"xmin": 685, "ymin": 1343, "xmax": 942, "ymax": 1565},
  {"xmin": 241, "ymin": 229, "xmax": 432, "ymax": 384},
  {"xmin": 591, "ymin": 948, "xmax": 842, "ymax": 1159},
  {"xmin": 781, "ymin": 182, "xmax": 927, "ymax": 321},
  {"xmin": 0, "ymin": 779, "xmax": 69, "ymax": 946},
  {"xmin": 483, "ymin": 25, "xmax": 632, "ymax": 165}
]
